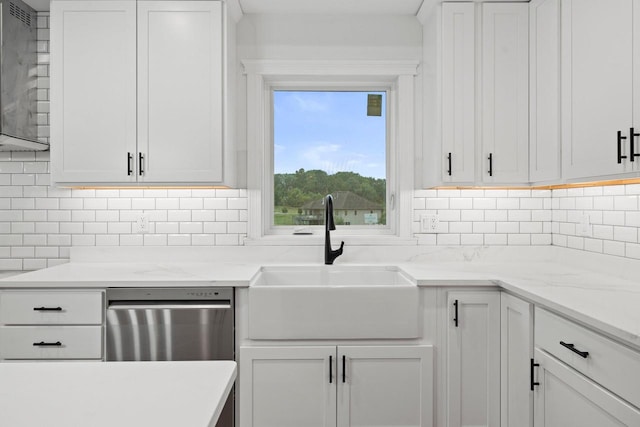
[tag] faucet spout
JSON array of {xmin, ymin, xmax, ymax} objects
[{"xmin": 324, "ymin": 194, "xmax": 344, "ymax": 265}]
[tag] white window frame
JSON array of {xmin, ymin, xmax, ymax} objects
[{"xmin": 243, "ymin": 60, "xmax": 418, "ymax": 244}]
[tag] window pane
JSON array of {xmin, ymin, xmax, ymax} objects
[{"xmin": 273, "ymin": 91, "xmax": 387, "ymax": 227}]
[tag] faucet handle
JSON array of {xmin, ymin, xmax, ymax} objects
[{"xmin": 337, "ymin": 241, "xmax": 344, "ymax": 254}]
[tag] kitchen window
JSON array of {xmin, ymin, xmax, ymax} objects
[
  {"xmin": 273, "ymin": 90, "xmax": 387, "ymax": 229},
  {"xmin": 243, "ymin": 60, "xmax": 418, "ymax": 242}
]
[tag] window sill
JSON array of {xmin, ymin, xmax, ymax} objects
[{"xmin": 244, "ymin": 235, "xmax": 419, "ymax": 246}]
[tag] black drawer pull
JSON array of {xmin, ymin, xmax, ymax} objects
[
  {"xmin": 33, "ymin": 341, "xmax": 62, "ymax": 347},
  {"xmin": 33, "ymin": 306, "xmax": 62, "ymax": 311},
  {"xmin": 139, "ymin": 152, "xmax": 145, "ymax": 176},
  {"xmin": 530, "ymin": 359, "xmax": 540, "ymax": 391},
  {"xmin": 447, "ymin": 152, "xmax": 452, "ymax": 176},
  {"xmin": 329, "ymin": 355, "xmax": 333, "ymax": 384},
  {"xmin": 560, "ymin": 341, "xmax": 589, "ymax": 358},
  {"xmin": 127, "ymin": 152, "xmax": 133, "ymax": 175},
  {"xmin": 453, "ymin": 299, "xmax": 459, "ymax": 327},
  {"xmin": 487, "ymin": 153, "xmax": 493, "ymax": 176},
  {"xmin": 342, "ymin": 355, "xmax": 346, "ymax": 383},
  {"xmin": 618, "ymin": 130, "xmax": 628, "ymax": 163},
  {"xmin": 630, "ymin": 127, "xmax": 640, "ymax": 162}
]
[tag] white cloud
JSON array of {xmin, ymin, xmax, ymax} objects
[{"xmin": 291, "ymin": 94, "xmax": 329, "ymax": 112}]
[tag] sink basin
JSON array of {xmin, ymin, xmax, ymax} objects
[{"xmin": 248, "ymin": 265, "xmax": 419, "ymax": 339}]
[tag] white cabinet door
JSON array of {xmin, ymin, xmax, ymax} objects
[
  {"xmin": 481, "ymin": 3, "xmax": 529, "ymax": 183},
  {"xmin": 337, "ymin": 345, "xmax": 433, "ymax": 427},
  {"xmin": 441, "ymin": 2, "xmax": 475, "ymax": 183},
  {"xmin": 51, "ymin": 0, "xmax": 137, "ymax": 184},
  {"xmin": 137, "ymin": 1, "xmax": 223, "ymax": 183},
  {"xmin": 529, "ymin": 0, "xmax": 560, "ymax": 182},
  {"xmin": 533, "ymin": 349, "xmax": 640, "ymax": 427},
  {"xmin": 501, "ymin": 293, "xmax": 533, "ymax": 427},
  {"xmin": 562, "ymin": 0, "xmax": 633, "ymax": 179},
  {"xmin": 446, "ymin": 291, "xmax": 500, "ymax": 427},
  {"xmin": 239, "ymin": 346, "xmax": 337, "ymax": 427}
]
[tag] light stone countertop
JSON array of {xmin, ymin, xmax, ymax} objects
[
  {"xmin": 1, "ymin": 245, "xmax": 639, "ymax": 350},
  {"xmin": 0, "ymin": 360, "xmax": 236, "ymax": 427}
]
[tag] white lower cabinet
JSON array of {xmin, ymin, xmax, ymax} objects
[
  {"xmin": 533, "ymin": 348, "xmax": 640, "ymax": 427},
  {"xmin": 239, "ymin": 345, "xmax": 434, "ymax": 427},
  {"xmin": 445, "ymin": 291, "xmax": 500, "ymax": 427},
  {"xmin": 445, "ymin": 290, "xmax": 500, "ymax": 427},
  {"xmin": 0, "ymin": 290, "xmax": 105, "ymax": 361},
  {"xmin": 500, "ymin": 293, "xmax": 533, "ymax": 427}
]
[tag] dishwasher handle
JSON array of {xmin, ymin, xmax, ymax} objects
[{"xmin": 108, "ymin": 302, "xmax": 231, "ymax": 310}]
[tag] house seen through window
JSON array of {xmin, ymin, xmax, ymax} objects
[{"xmin": 273, "ymin": 90, "xmax": 387, "ymax": 227}]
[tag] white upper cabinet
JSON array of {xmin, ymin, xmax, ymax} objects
[
  {"xmin": 481, "ymin": 3, "xmax": 529, "ymax": 183},
  {"xmin": 433, "ymin": 2, "xmax": 529, "ymax": 186},
  {"xmin": 50, "ymin": 1, "xmax": 137, "ymax": 184},
  {"xmin": 441, "ymin": 2, "xmax": 475, "ymax": 183},
  {"xmin": 137, "ymin": 1, "xmax": 223, "ymax": 183},
  {"xmin": 529, "ymin": 0, "xmax": 561, "ymax": 183},
  {"xmin": 51, "ymin": 0, "xmax": 235, "ymax": 186},
  {"xmin": 562, "ymin": 0, "xmax": 640, "ymax": 179}
]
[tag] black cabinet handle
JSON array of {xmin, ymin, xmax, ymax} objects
[
  {"xmin": 447, "ymin": 152, "xmax": 452, "ymax": 176},
  {"xmin": 630, "ymin": 127, "xmax": 640, "ymax": 162},
  {"xmin": 138, "ymin": 152, "xmax": 144, "ymax": 176},
  {"xmin": 559, "ymin": 341, "xmax": 589, "ymax": 358},
  {"xmin": 127, "ymin": 152, "xmax": 133, "ymax": 175},
  {"xmin": 453, "ymin": 299, "xmax": 459, "ymax": 327},
  {"xmin": 487, "ymin": 153, "xmax": 493, "ymax": 176},
  {"xmin": 33, "ymin": 341, "xmax": 62, "ymax": 347},
  {"xmin": 329, "ymin": 355, "xmax": 333, "ymax": 383},
  {"xmin": 618, "ymin": 131, "xmax": 628, "ymax": 163},
  {"xmin": 342, "ymin": 355, "xmax": 346, "ymax": 383},
  {"xmin": 530, "ymin": 359, "xmax": 540, "ymax": 390},
  {"xmin": 33, "ymin": 306, "xmax": 62, "ymax": 311}
]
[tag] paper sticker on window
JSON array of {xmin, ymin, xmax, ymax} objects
[{"xmin": 367, "ymin": 94, "xmax": 382, "ymax": 116}]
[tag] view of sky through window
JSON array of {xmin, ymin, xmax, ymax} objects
[{"xmin": 273, "ymin": 91, "xmax": 387, "ymax": 226}]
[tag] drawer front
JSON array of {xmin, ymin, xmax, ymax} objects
[
  {"xmin": 0, "ymin": 326, "xmax": 103, "ymax": 359},
  {"xmin": 0, "ymin": 291, "xmax": 103, "ymax": 325},
  {"xmin": 535, "ymin": 307, "xmax": 640, "ymax": 409}
]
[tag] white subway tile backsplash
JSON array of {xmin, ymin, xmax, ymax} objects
[
  {"xmin": 96, "ymin": 234, "xmax": 119, "ymax": 246},
  {"xmin": 461, "ymin": 210, "xmax": 484, "ymax": 222},
  {"xmin": 60, "ymin": 223, "xmax": 83, "ymax": 234},
  {"xmin": 426, "ymin": 198, "xmax": 449, "ymax": 209},
  {"xmin": 107, "ymin": 198, "xmax": 130, "ymax": 210},
  {"xmin": 156, "ymin": 198, "xmax": 180, "ymax": 210},
  {"xmin": 461, "ymin": 234, "xmax": 483, "ymax": 245},
  {"xmin": 603, "ymin": 240, "xmax": 625, "ymax": 256},
  {"xmin": 613, "ymin": 226, "xmax": 638, "ymax": 243},
  {"xmin": 168, "ymin": 234, "xmax": 191, "ymax": 246},
  {"xmin": 603, "ymin": 185, "xmax": 625, "ymax": 196},
  {"xmin": 617, "ymin": 195, "xmax": 639, "ymax": 210},
  {"xmin": 603, "ymin": 211, "xmax": 625, "ymax": 226},
  {"xmin": 72, "ymin": 234, "xmax": 95, "ymax": 246}
]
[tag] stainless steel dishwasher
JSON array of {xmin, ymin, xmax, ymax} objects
[{"xmin": 106, "ymin": 287, "xmax": 234, "ymax": 427}]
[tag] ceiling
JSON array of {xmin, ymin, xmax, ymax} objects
[
  {"xmin": 239, "ymin": 0, "xmax": 425, "ymax": 15},
  {"xmin": 23, "ymin": 0, "xmax": 48, "ymax": 12},
  {"xmin": 23, "ymin": 0, "xmax": 426, "ymax": 15}
]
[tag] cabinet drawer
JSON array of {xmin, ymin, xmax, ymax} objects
[
  {"xmin": 535, "ymin": 308, "xmax": 640, "ymax": 408},
  {"xmin": 0, "ymin": 326, "xmax": 103, "ymax": 360},
  {"xmin": 0, "ymin": 291, "xmax": 103, "ymax": 325}
]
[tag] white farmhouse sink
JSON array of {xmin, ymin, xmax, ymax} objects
[{"xmin": 248, "ymin": 265, "xmax": 420, "ymax": 339}]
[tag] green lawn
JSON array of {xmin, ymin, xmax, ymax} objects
[{"xmin": 273, "ymin": 207, "xmax": 299, "ymax": 225}]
